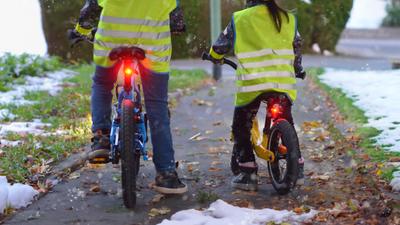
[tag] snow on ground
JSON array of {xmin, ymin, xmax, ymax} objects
[
  {"xmin": 390, "ymin": 171, "xmax": 400, "ymax": 192},
  {"xmin": 347, "ymin": 0, "xmax": 388, "ymax": 29},
  {"xmin": 0, "ymin": 109, "xmax": 15, "ymax": 120},
  {"xmin": 0, "ymin": 119, "xmax": 51, "ymax": 136},
  {"xmin": 0, "ymin": 0, "xmax": 47, "ymax": 55},
  {"xmin": 158, "ymin": 200, "xmax": 318, "ymax": 225},
  {"xmin": 0, "ymin": 176, "xmax": 39, "ymax": 214},
  {"xmin": 0, "ymin": 70, "xmax": 74, "ymax": 105},
  {"xmin": 320, "ymin": 69, "xmax": 400, "ymax": 152}
]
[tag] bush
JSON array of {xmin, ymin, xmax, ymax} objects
[
  {"xmin": 383, "ymin": 5, "xmax": 400, "ymax": 27},
  {"xmin": 305, "ymin": 0, "xmax": 353, "ymax": 52},
  {"xmin": 172, "ymin": 0, "xmax": 353, "ymax": 57}
]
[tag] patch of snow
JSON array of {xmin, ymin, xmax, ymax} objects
[
  {"xmin": 0, "ymin": 176, "xmax": 38, "ymax": 214},
  {"xmin": 0, "ymin": 109, "xmax": 16, "ymax": 120},
  {"xmin": 0, "ymin": 139, "xmax": 21, "ymax": 147},
  {"xmin": 0, "ymin": 119, "xmax": 51, "ymax": 136},
  {"xmin": 0, "ymin": 0, "xmax": 46, "ymax": 55},
  {"xmin": 0, "ymin": 70, "xmax": 75, "ymax": 105},
  {"xmin": 0, "ymin": 177, "xmax": 8, "ymax": 213},
  {"xmin": 390, "ymin": 171, "xmax": 400, "ymax": 192},
  {"xmin": 158, "ymin": 199, "xmax": 317, "ymax": 225},
  {"xmin": 301, "ymin": 0, "xmax": 311, "ymax": 4},
  {"xmin": 320, "ymin": 69, "xmax": 400, "ymax": 152},
  {"xmin": 347, "ymin": 0, "xmax": 388, "ymax": 29}
]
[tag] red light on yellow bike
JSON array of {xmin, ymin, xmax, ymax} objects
[
  {"xmin": 270, "ymin": 104, "xmax": 282, "ymax": 118},
  {"xmin": 124, "ymin": 67, "xmax": 133, "ymax": 76}
]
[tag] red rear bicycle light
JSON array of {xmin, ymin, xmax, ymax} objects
[
  {"xmin": 124, "ymin": 67, "xmax": 133, "ymax": 76},
  {"xmin": 270, "ymin": 104, "xmax": 282, "ymax": 118}
]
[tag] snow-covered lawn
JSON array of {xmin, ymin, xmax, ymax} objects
[
  {"xmin": 158, "ymin": 200, "xmax": 317, "ymax": 225},
  {"xmin": 0, "ymin": 70, "xmax": 74, "ymax": 147},
  {"xmin": 0, "ymin": 70, "xmax": 74, "ymax": 106},
  {"xmin": 320, "ymin": 69, "xmax": 400, "ymax": 152}
]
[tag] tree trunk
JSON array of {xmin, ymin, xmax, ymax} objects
[{"xmin": 39, "ymin": 0, "xmax": 92, "ymax": 63}]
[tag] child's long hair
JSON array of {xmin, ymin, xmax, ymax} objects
[{"xmin": 263, "ymin": 0, "xmax": 289, "ymax": 33}]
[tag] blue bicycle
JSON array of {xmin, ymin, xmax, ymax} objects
[{"xmin": 107, "ymin": 47, "xmax": 149, "ymax": 208}]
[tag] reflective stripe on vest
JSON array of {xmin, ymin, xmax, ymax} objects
[
  {"xmin": 94, "ymin": 0, "xmax": 176, "ymax": 73},
  {"xmin": 93, "ymin": 49, "xmax": 171, "ymax": 63},
  {"xmin": 237, "ymin": 48, "xmax": 294, "ymax": 59},
  {"xmin": 101, "ymin": 15, "xmax": 170, "ymax": 27},
  {"xmin": 233, "ymin": 5, "xmax": 297, "ymax": 106},
  {"xmin": 237, "ymin": 71, "xmax": 294, "ymax": 81},
  {"xmin": 97, "ymin": 29, "xmax": 171, "ymax": 40},
  {"xmin": 238, "ymin": 83, "xmax": 295, "ymax": 93},
  {"xmin": 240, "ymin": 59, "xmax": 293, "ymax": 69}
]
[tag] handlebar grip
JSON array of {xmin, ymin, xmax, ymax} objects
[
  {"xmin": 224, "ymin": 59, "xmax": 237, "ymax": 70},
  {"xmin": 201, "ymin": 51, "xmax": 237, "ymax": 70},
  {"xmin": 201, "ymin": 52, "xmax": 211, "ymax": 61},
  {"xmin": 296, "ymin": 71, "xmax": 307, "ymax": 80}
]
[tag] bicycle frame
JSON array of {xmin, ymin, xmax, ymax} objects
[
  {"xmin": 110, "ymin": 58, "xmax": 148, "ymax": 164},
  {"xmin": 251, "ymin": 94, "xmax": 292, "ymax": 162}
]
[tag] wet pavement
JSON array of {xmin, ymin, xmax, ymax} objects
[{"xmin": 3, "ymin": 58, "xmax": 398, "ymax": 225}]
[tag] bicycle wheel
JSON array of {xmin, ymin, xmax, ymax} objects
[
  {"xmin": 267, "ymin": 120, "xmax": 299, "ymax": 195},
  {"xmin": 120, "ymin": 99, "xmax": 140, "ymax": 208}
]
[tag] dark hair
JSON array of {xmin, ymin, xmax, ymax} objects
[{"xmin": 264, "ymin": 0, "xmax": 289, "ymax": 32}]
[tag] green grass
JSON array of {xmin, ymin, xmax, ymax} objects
[
  {"xmin": 0, "ymin": 65, "xmax": 207, "ymax": 182},
  {"xmin": 169, "ymin": 69, "xmax": 208, "ymax": 92},
  {"xmin": 308, "ymin": 68, "xmax": 400, "ymax": 180},
  {"xmin": 196, "ymin": 191, "xmax": 220, "ymax": 204}
]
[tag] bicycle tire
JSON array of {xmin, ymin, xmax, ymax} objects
[
  {"xmin": 267, "ymin": 120, "xmax": 299, "ymax": 195},
  {"xmin": 120, "ymin": 99, "xmax": 140, "ymax": 208}
]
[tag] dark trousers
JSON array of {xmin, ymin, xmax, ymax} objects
[
  {"xmin": 231, "ymin": 93, "xmax": 295, "ymax": 163},
  {"xmin": 91, "ymin": 65, "xmax": 176, "ymax": 172}
]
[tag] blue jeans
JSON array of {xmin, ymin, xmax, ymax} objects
[{"xmin": 91, "ymin": 65, "xmax": 176, "ymax": 172}]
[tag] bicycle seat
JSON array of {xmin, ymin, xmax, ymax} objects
[
  {"xmin": 109, "ymin": 47, "xmax": 146, "ymax": 61},
  {"xmin": 259, "ymin": 91, "xmax": 293, "ymax": 105}
]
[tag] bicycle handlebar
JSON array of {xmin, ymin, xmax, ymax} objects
[{"xmin": 201, "ymin": 52, "xmax": 237, "ymax": 70}]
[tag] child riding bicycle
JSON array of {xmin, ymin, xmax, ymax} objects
[{"xmin": 208, "ymin": 0, "xmax": 305, "ymax": 191}]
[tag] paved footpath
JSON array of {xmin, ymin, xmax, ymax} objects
[{"xmin": 3, "ymin": 57, "xmax": 397, "ymax": 225}]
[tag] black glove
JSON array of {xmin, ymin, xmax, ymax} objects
[
  {"xmin": 170, "ymin": 7, "xmax": 186, "ymax": 35},
  {"xmin": 296, "ymin": 70, "xmax": 307, "ymax": 80},
  {"xmin": 67, "ymin": 29, "xmax": 84, "ymax": 47}
]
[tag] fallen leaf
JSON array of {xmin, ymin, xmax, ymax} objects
[
  {"xmin": 187, "ymin": 164, "xmax": 194, "ymax": 172},
  {"xmin": 211, "ymin": 161, "xmax": 222, "ymax": 166},
  {"xmin": 230, "ymin": 199, "xmax": 254, "ymax": 208},
  {"xmin": 212, "ymin": 121, "xmax": 223, "ymax": 126},
  {"xmin": 151, "ymin": 194, "xmax": 165, "ymax": 203},
  {"xmin": 311, "ymin": 174, "xmax": 330, "ymax": 181},
  {"xmin": 294, "ymin": 207, "xmax": 304, "ymax": 214},
  {"xmin": 192, "ymin": 99, "xmax": 214, "ymax": 107},
  {"xmin": 389, "ymin": 157, "xmax": 400, "ymax": 162},
  {"xmin": 189, "ymin": 133, "xmax": 201, "ymax": 140},
  {"xmin": 208, "ymin": 167, "xmax": 222, "ymax": 172},
  {"xmin": 148, "ymin": 207, "xmax": 171, "ymax": 217},
  {"xmin": 205, "ymin": 130, "xmax": 214, "ymax": 135},
  {"xmin": 68, "ymin": 172, "xmax": 80, "ymax": 180},
  {"xmin": 90, "ymin": 185, "xmax": 101, "ymax": 193}
]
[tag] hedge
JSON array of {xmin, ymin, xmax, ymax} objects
[{"xmin": 39, "ymin": 0, "xmax": 353, "ymax": 61}]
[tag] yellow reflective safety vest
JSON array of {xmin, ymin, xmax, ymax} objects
[
  {"xmin": 233, "ymin": 5, "xmax": 297, "ymax": 106},
  {"xmin": 94, "ymin": 0, "xmax": 176, "ymax": 73}
]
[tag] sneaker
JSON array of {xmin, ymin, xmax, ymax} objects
[
  {"xmin": 88, "ymin": 130, "xmax": 111, "ymax": 164},
  {"xmin": 231, "ymin": 166, "xmax": 258, "ymax": 191},
  {"xmin": 297, "ymin": 157, "xmax": 305, "ymax": 185},
  {"xmin": 154, "ymin": 170, "xmax": 188, "ymax": 194}
]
